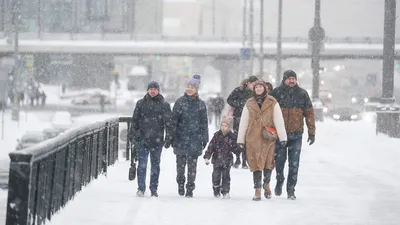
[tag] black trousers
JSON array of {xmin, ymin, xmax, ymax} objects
[
  {"xmin": 212, "ymin": 164, "xmax": 231, "ymax": 194},
  {"xmin": 176, "ymin": 154, "xmax": 199, "ymax": 192}
]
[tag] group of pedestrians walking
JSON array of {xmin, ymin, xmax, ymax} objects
[{"xmin": 128, "ymin": 70, "xmax": 316, "ymax": 201}]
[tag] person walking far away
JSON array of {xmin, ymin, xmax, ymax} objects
[
  {"xmin": 237, "ymin": 80, "xmax": 287, "ymax": 201},
  {"xmin": 227, "ymin": 76, "xmax": 259, "ymax": 169},
  {"xmin": 265, "ymin": 82, "xmax": 273, "ymax": 94},
  {"xmin": 212, "ymin": 93, "xmax": 225, "ymax": 129},
  {"xmin": 203, "ymin": 117, "xmax": 239, "ymax": 199},
  {"xmin": 172, "ymin": 74, "xmax": 209, "ymax": 198},
  {"xmin": 270, "ymin": 70, "xmax": 316, "ymax": 200},
  {"xmin": 129, "ymin": 81, "xmax": 174, "ymax": 198}
]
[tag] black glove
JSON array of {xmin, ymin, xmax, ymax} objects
[
  {"xmin": 280, "ymin": 141, "xmax": 287, "ymax": 148},
  {"xmin": 202, "ymin": 142, "xmax": 207, "ymax": 150},
  {"xmin": 307, "ymin": 135, "xmax": 315, "ymax": 145},
  {"xmin": 164, "ymin": 140, "xmax": 172, "ymax": 149}
]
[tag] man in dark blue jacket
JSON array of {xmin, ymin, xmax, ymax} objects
[{"xmin": 130, "ymin": 81, "xmax": 173, "ymax": 197}]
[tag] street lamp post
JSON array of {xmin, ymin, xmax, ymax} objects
[
  {"xmin": 376, "ymin": 0, "xmax": 400, "ymax": 138},
  {"xmin": 241, "ymin": 0, "xmax": 248, "ymax": 80},
  {"xmin": 259, "ymin": 0, "xmax": 264, "ymax": 78},
  {"xmin": 248, "ymin": 0, "xmax": 254, "ymax": 76},
  {"xmin": 212, "ymin": 0, "xmax": 216, "ymax": 35},
  {"xmin": 276, "ymin": 0, "xmax": 283, "ymax": 82}
]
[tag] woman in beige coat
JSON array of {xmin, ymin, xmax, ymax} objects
[{"xmin": 237, "ymin": 81, "xmax": 287, "ymax": 201}]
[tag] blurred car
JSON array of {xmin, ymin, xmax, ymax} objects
[
  {"xmin": 43, "ymin": 127, "xmax": 63, "ymax": 140},
  {"xmin": 319, "ymin": 88, "xmax": 333, "ymax": 103},
  {"xmin": 71, "ymin": 93, "xmax": 112, "ymax": 105},
  {"xmin": 330, "ymin": 107, "xmax": 361, "ymax": 121},
  {"xmin": 312, "ymin": 99, "xmax": 329, "ymax": 122},
  {"xmin": 351, "ymin": 94, "xmax": 369, "ymax": 106},
  {"xmin": 52, "ymin": 111, "xmax": 73, "ymax": 131},
  {"xmin": 16, "ymin": 131, "xmax": 46, "ymax": 150}
]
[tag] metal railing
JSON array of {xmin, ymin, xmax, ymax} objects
[
  {"xmin": 5, "ymin": 117, "xmax": 132, "ymax": 225},
  {"xmin": 0, "ymin": 32, "xmax": 397, "ymax": 44}
]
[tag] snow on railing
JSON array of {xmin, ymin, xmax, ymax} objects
[{"xmin": 5, "ymin": 117, "xmax": 126, "ymax": 225}]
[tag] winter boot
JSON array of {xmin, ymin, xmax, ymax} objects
[
  {"xmin": 275, "ymin": 181, "xmax": 284, "ymax": 196},
  {"xmin": 252, "ymin": 188, "xmax": 261, "ymax": 201},
  {"xmin": 136, "ymin": 190, "xmax": 145, "ymax": 197},
  {"xmin": 287, "ymin": 192, "xmax": 296, "ymax": 200},
  {"xmin": 263, "ymin": 183, "xmax": 272, "ymax": 199},
  {"xmin": 178, "ymin": 183, "xmax": 185, "ymax": 196},
  {"xmin": 213, "ymin": 186, "xmax": 221, "ymax": 198},
  {"xmin": 185, "ymin": 190, "xmax": 193, "ymax": 198},
  {"xmin": 151, "ymin": 191, "xmax": 158, "ymax": 197},
  {"xmin": 233, "ymin": 158, "xmax": 241, "ymax": 168},
  {"xmin": 222, "ymin": 193, "xmax": 230, "ymax": 199}
]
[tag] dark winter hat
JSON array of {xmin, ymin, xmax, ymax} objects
[
  {"xmin": 147, "ymin": 81, "xmax": 160, "ymax": 91},
  {"xmin": 248, "ymin": 75, "xmax": 259, "ymax": 83},
  {"xmin": 282, "ymin": 70, "xmax": 297, "ymax": 81},
  {"xmin": 187, "ymin": 74, "xmax": 201, "ymax": 90}
]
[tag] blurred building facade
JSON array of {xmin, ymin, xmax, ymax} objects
[{"xmin": 0, "ymin": 0, "xmax": 163, "ymax": 35}]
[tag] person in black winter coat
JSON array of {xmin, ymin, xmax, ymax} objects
[
  {"xmin": 172, "ymin": 74, "xmax": 209, "ymax": 198},
  {"xmin": 204, "ymin": 117, "xmax": 239, "ymax": 199},
  {"xmin": 227, "ymin": 75, "xmax": 258, "ymax": 169},
  {"xmin": 129, "ymin": 81, "xmax": 174, "ymax": 197},
  {"xmin": 212, "ymin": 93, "xmax": 225, "ymax": 129}
]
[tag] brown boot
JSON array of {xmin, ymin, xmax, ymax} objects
[
  {"xmin": 263, "ymin": 183, "xmax": 272, "ymax": 199},
  {"xmin": 252, "ymin": 188, "xmax": 262, "ymax": 201}
]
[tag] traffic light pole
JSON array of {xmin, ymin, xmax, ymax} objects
[
  {"xmin": 376, "ymin": 0, "xmax": 400, "ymax": 138},
  {"xmin": 310, "ymin": 0, "xmax": 323, "ymax": 101},
  {"xmin": 308, "ymin": 0, "xmax": 325, "ymax": 122}
]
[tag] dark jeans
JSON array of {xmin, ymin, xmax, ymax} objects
[
  {"xmin": 137, "ymin": 144, "xmax": 162, "ymax": 192},
  {"xmin": 212, "ymin": 164, "xmax": 231, "ymax": 194},
  {"xmin": 253, "ymin": 169, "xmax": 272, "ymax": 189},
  {"xmin": 275, "ymin": 136, "xmax": 303, "ymax": 194},
  {"xmin": 176, "ymin": 154, "xmax": 199, "ymax": 192}
]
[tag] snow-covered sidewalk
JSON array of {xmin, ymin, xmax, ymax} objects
[{"xmin": 46, "ymin": 120, "xmax": 400, "ymax": 225}]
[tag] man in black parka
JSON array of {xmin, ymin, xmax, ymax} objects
[{"xmin": 129, "ymin": 81, "xmax": 174, "ymax": 197}]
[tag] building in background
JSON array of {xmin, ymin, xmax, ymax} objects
[
  {"xmin": 163, "ymin": 0, "xmax": 241, "ymax": 37},
  {"xmin": 0, "ymin": 0, "xmax": 163, "ymax": 35}
]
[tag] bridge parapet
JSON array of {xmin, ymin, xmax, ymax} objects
[
  {"xmin": 0, "ymin": 32, "xmax": 397, "ymax": 44},
  {"xmin": 5, "ymin": 117, "xmax": 131, "ymax": 225}
]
